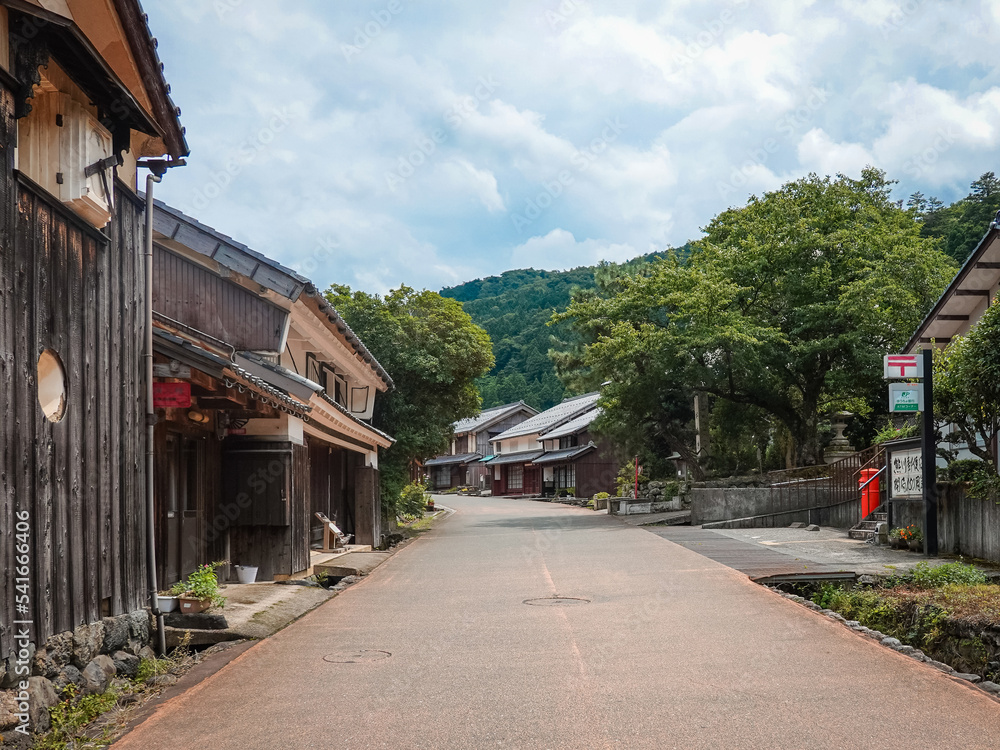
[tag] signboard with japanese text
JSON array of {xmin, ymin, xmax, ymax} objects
[
  {"xmin": 890, "ymin": 448, "xmax": 922, "ymax": 498},
  {"xmin": 153, "ymin": 382, "xmax": 191, "ymax": 408},
  {"xmin": 883, "ymin": 354, "xmax": 923, "ymax": 379},
  {"xmin": 889, "ymin": 383, "xmax": 923, "ymax": 413}
]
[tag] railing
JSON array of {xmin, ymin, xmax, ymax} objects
[{"xmin": 766, "ymin": 444, "xmax": 886, "ymax": 523}]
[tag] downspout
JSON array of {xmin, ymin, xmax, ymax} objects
[
  {"xmin": 144, "ymin": 169, "xmax": 165, "ymax": 656},
  {"xmin": 138, "ymin": 159, "xmax": 182, "ymax": 655}
]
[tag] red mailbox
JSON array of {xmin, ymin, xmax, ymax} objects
[{"xmin": 859, "ymin": 468, "xmax": 881, "ymax": 518}]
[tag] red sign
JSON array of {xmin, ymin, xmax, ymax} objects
[
  {"xmin": 153, "ymin": 382, "xmax": 191, "ymax": 408},
  {"xmin": 884, "ymin": 354, "xmax": 923, "ymax": 379}
]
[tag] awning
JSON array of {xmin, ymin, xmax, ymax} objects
[
  {"xmin": 530, "ymin": 444, "xmax": 596, "ymax": 465},
  {"xmin": 485, "ymin": 450, "xmax": 544, "ymax": 466},
  {"xmin": 424, "ymin": 452, "xmax": 482, "ymax": 467}
]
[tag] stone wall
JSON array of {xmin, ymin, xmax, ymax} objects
[{"xmin": 0, "ymin": 610, "xmax": 151, "ymax": 736}]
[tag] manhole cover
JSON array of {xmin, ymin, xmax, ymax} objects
[
  {"xmin": 523, "ymin": 596, "xmax": 591, "ymax": 606},
  {"xmin": 322, "ymin": 650, "xmax": 392, "ymax": 663}
]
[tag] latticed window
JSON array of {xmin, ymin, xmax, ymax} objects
[
  {"xmin": 507, "ymin": 464, "xmax": 523, "ymax": 489},
  {"xmin": 554, "ymin": 464, "xmax": 575, "ymax": 489}
]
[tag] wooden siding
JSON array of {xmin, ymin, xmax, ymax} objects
[
  {"xmin": 153, "ymin": 245, "xmax": 287, "ymax": 352},
  {"xmin": 224, "ymin": 440, "xmax": 310, "ymax": 580},
  {"xmin": 0, "ymin": 109, "xmax": 147, "ymax": 660}
]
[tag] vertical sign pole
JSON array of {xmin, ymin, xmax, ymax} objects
[{"xmin": 921, "ymin": 348, "xmax": 938, "ymax": 556}]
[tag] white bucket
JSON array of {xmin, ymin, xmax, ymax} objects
[
  {"xmin": 157, "ymin": 596, "xmax": 178, "ymax": 613},
  {"xmin": 235, "ymin": 565, "xmax": 258, "ymax": 584}
]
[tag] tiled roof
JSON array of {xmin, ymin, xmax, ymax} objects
[
  {"xmin": 492, "ymin": 392, "xmax": 601, "ymax": 441},
  {"xmin": 484, "ymin": 450, "xmax": 544, "ymax": 466},
  {"xmin": 424, "ymin": 452, "xmax": 481, "ymax": 467},
  {"xmin": 530, "ymin": 444, "xmax": 595, "ymax": 465},
  {"xmin": 540, "ymin": 408, "xmax": 599, "ymax": 440},
  {"xmin": 453, "ymin": 401, "xmax": 536, "ymax": 434}
]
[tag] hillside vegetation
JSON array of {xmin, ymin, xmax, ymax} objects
[{"xmin": 441, "ymin": 253, "xmax": 668, "ymax": 411}]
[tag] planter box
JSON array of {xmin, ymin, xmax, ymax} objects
[
  {"xmin": 178, "ymin": 596, "xmax": 213, "ymax": 614},
  {"xmin": 156, "ymin": 595, "xmax": 178, "ymax": 614}
]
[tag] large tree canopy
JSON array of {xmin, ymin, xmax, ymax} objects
[
  {"xmin": 559, "ymin": 169, "xmax": 957, "ymax": 469},
  {"xmin": 324, "ymin": 285, "xmax": 494, "ymax": 512}
]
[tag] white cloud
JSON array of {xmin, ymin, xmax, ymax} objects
[
  {"xmin": 797, "ymin": 128, "xmax": 874, "ymax": 176},
  {"xmin": 145, "ymin": 0, "xmax": 1000, "ymax": 293},
  {"xmin": 510, "ymin": 229, "xmax": 638, "ymax": 270}
]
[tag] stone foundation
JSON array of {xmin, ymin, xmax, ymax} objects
[{"xmin": 0, "ymin": 609, "xmax": 152, "ymax": 737}]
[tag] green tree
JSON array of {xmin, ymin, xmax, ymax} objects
[
  {"xmin": 324, "ymin": 285, "xmax": 494, "ymax": 515},
  {"xmin": 560, "ymin": 169, "xmax": 956, "ymax": 469},
  {"xmin": 913, "ymin": 172, "xmax": 1000, "ymax": 264},
  {"xmin": 934, "ymin": 299, "xmax": 1000, "ymax": 469}
]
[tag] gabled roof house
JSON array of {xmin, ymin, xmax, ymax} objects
[
  {"xmin": 486, "ymin": 393, "xmax": 616, "ymax": 498},
  {"xmin": 424, "ymin": 401, "xmax": 537, "ymax": 490}
]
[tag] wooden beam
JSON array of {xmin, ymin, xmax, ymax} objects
[
  {"xmin": 974, "ymin": 262, "xmax": 1000, "ymax": 269},
  {"xmin": 937, "ymin": 315, "xmax": 970, "ymax": 321},
  {"xmin": 919, "ymin": 337, "xmax": 951, "ymax": 344},
  {"xmin": 954, "ymin": 289, "xmax": 990, "ymax": 296},
  {"xmin": 189, "ymin": 367, "xmax": 218, "ymax": 392}
]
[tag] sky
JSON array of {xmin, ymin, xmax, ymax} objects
[{"xmin": 144, "ymin": 0, "xmax": 1000, "ymax": 294}]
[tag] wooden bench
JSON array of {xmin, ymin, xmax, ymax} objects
[{"xmin": 315, "ymin": 512, "xmax": 353, "ymax": 552}]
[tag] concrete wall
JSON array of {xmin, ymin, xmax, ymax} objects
[
  {"xmin": 893, "ymin": 483, "xmax": 1000, "ymax": 564},
  {"xmin": 691, "ymin": 482, "xmax": 860, "ymax": 530}
]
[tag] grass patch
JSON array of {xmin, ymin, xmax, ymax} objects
[{"xmin": 810, "ymin": 563, "xmax": 1000, "ymax": 677}]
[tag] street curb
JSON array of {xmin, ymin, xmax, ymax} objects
[{"xmin": 769, "ymin": 587, "xmax": 1000, "ymax": 702}]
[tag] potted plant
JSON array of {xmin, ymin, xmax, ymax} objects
[
  {"xmin": 176, "ymin": 561, "xmax": 227, "ymax": 613},
  {"xmin": 899, "ymin": 525, "xmax": 923, "ymax": 552},
  {"xmin": 156, "ymin": 587, "xmax": 181, "ymax": 613},
  {"xmin": 887, "ymin": 527, "xmax": 904, "ymax": 549}
]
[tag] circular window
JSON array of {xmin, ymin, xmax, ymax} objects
[{"xmin": 37, "ymin": 349, "xmax": 67, "ymax": 422}]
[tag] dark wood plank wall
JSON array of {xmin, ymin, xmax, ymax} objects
[
  {"xmin": 224, "ymin": 440, "xmax": 311, "ymax": 581},
  {"xmin": 574, "ymin": 438, "xmax": 617, "ymax": 499},
  {"xmin": 153, "ymin": 246, "xmax": 287, "ymax": 352},
  {"xmin": 0, "ymin": 85, "xmax": 14, "ymax": 659},
  {"xmin": 0, "ymin": 168, "xmax": 147, "ymax": 657}
]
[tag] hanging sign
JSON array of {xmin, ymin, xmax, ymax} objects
[
  {"xmin": 888, "ymin": 382, "xmax": 923, "ymax": 413},
  {"xmin": 884, "ymin": 354, "xmax": 923, "ymax": 379},
  {"xmin": 153, "ymin": 382, "xmax": 191, "ymax": 408}
]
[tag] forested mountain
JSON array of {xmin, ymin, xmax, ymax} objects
[{"xmin": 441, "ymin": 253, "xmax": 668, "ymax": 410}]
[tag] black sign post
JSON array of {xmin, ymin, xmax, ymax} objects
[{"xmin": 921, "ymin": 348, "xmax": 938, "ymax": 556}]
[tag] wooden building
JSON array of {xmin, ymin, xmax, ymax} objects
[
  {"xmin": 533, "ymin": 407, "xmax": 616, "ymax": 498},
  {"xmin": 486, "ymin": 392, "xmax": 615, "ymax": 498},
  {"xmin": 150, "ymin": 201, "xmax": 394, "ymax": 584},
  {"xmin": 424, "ymin": 401, "xmax": 536, "ymax": 490},
  {"xmin": 0, "ymin": 0, "xmax": 187, "ymax": 660},
  {"xmin": 905, "ymin": 221, "xmax": 1000, "ymax": 351}
]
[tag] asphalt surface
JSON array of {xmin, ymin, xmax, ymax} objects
[{"xmin": 114, "ymin": 495, "xmax": 1000, "ymax": 749}]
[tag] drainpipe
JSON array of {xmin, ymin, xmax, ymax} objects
[
  {"xmin": 144, "ymin": 168, "xmax": 165, "ymax": 656},
  {"xmin": 138, "ymin": 159, "xmax": 182, "ymax": 656}
]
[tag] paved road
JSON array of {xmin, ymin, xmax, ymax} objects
[{"xmin": 115, "ymin": 495, "xmax": 999, "ymax": 749}]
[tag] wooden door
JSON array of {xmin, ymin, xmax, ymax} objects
[{"xmin": 163, "ymin": 433, "xmax": 205, "ymax": 586}]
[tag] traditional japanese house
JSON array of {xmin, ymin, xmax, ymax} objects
[
  {"xmin": 486, "ymin": 392, "xmax": 604, "ymax": 496},
  {"xmin": 534, "ymin": 407, "xmax": 616, "ymax": 498},
  {"xmin": 424, "ymin": 401, "xmax": 537, "ymax": 490},
  {"xmin": 150, "ymin": 201, "xmax": 394, "ymax": 584},
  {"xmin": 0, "ymin": 0, "xmax": 187, "ymax": 663}
]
